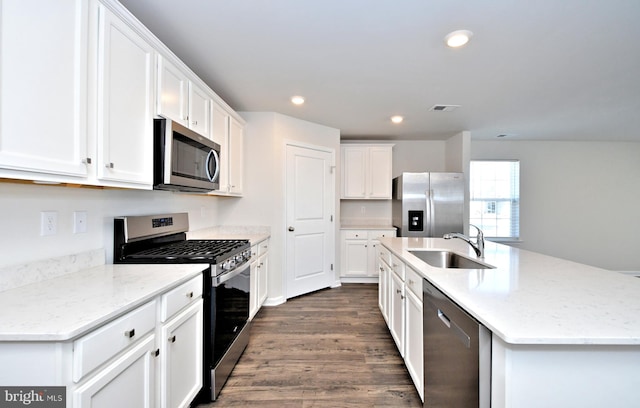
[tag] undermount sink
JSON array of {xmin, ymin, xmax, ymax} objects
[{"xmin": 409, "ymin": 250, "xmax": 495, "ymax": 269}]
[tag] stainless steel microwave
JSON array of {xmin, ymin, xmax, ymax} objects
[{"xmin": 153, "ymin": 118, "xmax": 221, "ymax": 193}]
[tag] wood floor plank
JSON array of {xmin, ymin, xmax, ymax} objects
[{"xmin": 197, "ymin": 284, "xmax": 422, "ymax": 407}]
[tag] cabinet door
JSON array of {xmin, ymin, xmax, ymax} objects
[
  {"xmin": 341, "ymin": 147, "xmax": 367, "ymax": 198},
  {"xmin": 258, "ymin": 253, "xmax": 268, "ymax": 306},
  {"xmin": 389, "ymin": 271, "xmax": 405, "ymax": 357},
  {"xmin": 0, "ymin": 0, "xmax": 89, "ymax": 178},
  {"xmin": 249, "ymin": 258, "xmax": 259, "ymax": 320},
  {"xmin": 210, "ymin": 101, "xmax": 229, "ymax": 146},
  {"xmin": 157, "ymin": 56, "xmax": 188, "ymax": 126},
  {"xmin": 159, "ymin": 300, "xmax": 203, "ymax": 408},
  {"xmin": 95, "ymin": 4, "xmax": 154, "ymax": 186},
  {"xmin": 378, "ymin": 261, "xmax": 390, "ymax": 322},
  {"xmin": 73, "ymin": 334, "xmax": 155, "ymax": 408},
  {"xmin": 188, "ymin": 81, "xmax": 210, "ymax": 137},
  {"xmin": 227, "ymin": 117, "xmax": 244, "ymax": 194},
  {"xmin": 342, "ymin": 239, "xmax": 369, "ymax": 277},
  {"xmin": 368, "ymin": 146, "xmax": 392, "ymax": 199},
  {"xmin": 405, "ymin": 288, "xmax": 424, "ymax": 402}
]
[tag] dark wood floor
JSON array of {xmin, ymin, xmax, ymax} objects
[{"xmin": 199, "ymin": 284, "xmax": 422, "ymax": 407}]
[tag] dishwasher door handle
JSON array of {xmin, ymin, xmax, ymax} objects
[
  {"xmin": 437, "ymin": 309, "xmax": 451, "ymax": 328},
  {"xmin": 438, "ymin": 309, "xmax": 471, "ymax": 348}
]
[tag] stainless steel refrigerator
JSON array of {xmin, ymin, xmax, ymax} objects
[{"xmin": 392, "ymin": 172, "xmax": 464, "ymax": 237}]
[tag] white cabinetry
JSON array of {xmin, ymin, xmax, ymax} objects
[
  {"xmin": 341, "ymin": 144, "xmax": 393, "ymax": 199},
  {"xmin": 389, "ymin": 263, "xmax": 405, "ymax": 356},
  {"xmin": 0, "ymin": 0, "xmax": 244, "ymax": 190},
  {"xmin": 379, "ymin": 246, "xmax": 424, "ymax": 401},
  {"xmin": 250, "ymin": 238, "xmax": 269, "ymax": 319},
  {"xmin": 157, "ymin": 56, "xmax": 212, "ymax": 137},
  {"xmin": 404, "ymin": 266, "xmax": 424, "ymax": 402},
  {"xmin": 340, "ymin": 229, "xmax": 395, "ymax": 279},
  {"xmin": 209, "ymin": 102, "xmax": 245, "ymax": 196},
  {"xmin": 0, "ymin": 0, "xmax": 89, "ymax": 179},
  {"xmin": 156, "ymin": 55, "xmax": 188, "ymax": 127},
  {"xmin": 92, "ymin": 2, "xmax": 155, "ymax": 186},
  {"xmin": 73, "ymin": 334, "xmax": 156, "ymax": 408},
  {"xmin": 158, "ymin": 300, "xmax": 203, "ymax": 408},
  {"xmin": 0, "ymin": 0, "xmax": 155, "ymax": 188},
  {"xmin": 0, "ymin": 273, "xmax": 204, "ymax": 408}
]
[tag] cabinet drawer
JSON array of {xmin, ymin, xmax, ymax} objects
[
  {"xmin": 343, "ymin": 230, "xmax": 366, "ymax": 240},
  {"xmin": 160, "ymin": 274, "xmax": 203, "ymax": 323},
  {"xmin": 258, "ymin": 239, "xmax": 269, "ymax": 256},
  {"xmin": 378, "ymin": 245, "xmax": 391, "ymax": 266},
  {"xmin": 370, "ymin": 229, "xmax": 395, "ymax": 239},
  {"xmin": 390, "ymin": 253, "xmax": 405, "ymax": 280},
  {"xmin": 405, "ymin": 266, "xmax": 423, "ymax": 300},
  {"xmin": 73, "ymin": 300, "xmax": 156, "ymax": 382}
]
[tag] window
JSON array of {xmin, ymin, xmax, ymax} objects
[{"xmin": 470, "ymin": 160, "xmax": 520, "ymax": 240}]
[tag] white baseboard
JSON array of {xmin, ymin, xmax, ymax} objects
[{"xmin": 340, "ymin": 277, "xmax": 379, "ymax": 284}]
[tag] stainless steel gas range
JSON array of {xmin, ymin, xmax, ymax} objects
[{"xmin": 114, "ymin": 213, "xmax": 251, "ymax": 402}]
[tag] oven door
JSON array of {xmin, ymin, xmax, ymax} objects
[{"xmin": 210, "ymin": 261, "xmax": 250, "ymax": 367}]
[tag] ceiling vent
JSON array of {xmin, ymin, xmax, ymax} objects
[{"xmin": 429, "ymin": 104, "xmax": 460, "ymax": 112}]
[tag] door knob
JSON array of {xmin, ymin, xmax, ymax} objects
[{"xmin": 288, "ymin": 226, "xmax": 295, "ymax": 231}]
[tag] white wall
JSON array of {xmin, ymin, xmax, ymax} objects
[
  {"xmin": 218, "ymin": 112, "xmax": 341, "ymax": 303},
  {"xmin": 471, "ymin": 140, "xmax": 640, "ymax": 272},
  {"xmin": 0, "ymin": 182, "xmax": 222, "ymax": 269}
]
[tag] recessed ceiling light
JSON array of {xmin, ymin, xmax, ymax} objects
[
  {"xmin": 391, "ymin": 115, "xmax": 404, "ymax": 124},
  {"xmin": 445, "ymin": 30, "xmax": 473, "ymax": 48},
  {"xmin": 291, "ymin": 96, "xmax": 305, "ymax": 105}
]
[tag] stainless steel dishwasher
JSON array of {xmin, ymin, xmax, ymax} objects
[{"xmin": 423, "ymin": 279, "xmax": 491, "ymax": 408}]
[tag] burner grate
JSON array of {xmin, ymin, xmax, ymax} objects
[{"xmin": 128, "ymin": 239, "xmax": 249, "ymax": 260}]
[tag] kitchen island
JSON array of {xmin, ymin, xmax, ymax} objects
[{"xmin": 380, "ymin": 237, "xmax": 640, "ymax": 408}]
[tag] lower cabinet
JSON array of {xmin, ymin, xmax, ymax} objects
[
  {"xmin": 341, "ymin": 228, "xmax": 395, "ymax": 279},
  {"xmin": 250, "ymin": 238, "xmax": 269, "ymax": 319},
  {"xmin": 404, "ymin": 281, "xmax": 424, "ymax": 401},
  {"xmin": 158, "ymin": 300, "xmax": 203, "ymax": 408},
  {"xmin": 379, "ymin": 246, "xmax": 424, "ymax": 401},
  {"xmin": 73, "ymin": 334, "xmax": 156, "ymax": 408},
  {"xmin": 0, "ymin": 273, "xmax": 204, "ymax": 408}
]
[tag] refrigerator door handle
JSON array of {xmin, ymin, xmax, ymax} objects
[{"xmin": 427, "ymin": 190, "xmax": 436, "ymax": 237}]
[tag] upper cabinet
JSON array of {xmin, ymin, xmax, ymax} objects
[
  {"xmin": 341, "ymin": 144, "xmax": 393, "ymax": 199},
  {"xmin": 92, "ymin": 1, "xmax": 155, "ymax": 186},
  {"xmin": 157, "ymin": 56, "xmax": 189, "ymax": 127},
  {"xmin": 0, "ymin": 0, "xmax": 89, "ymax": 179},
  {"xmin": 0, "ymin": 0, "xmax": 244, "ymax": 193},
  {"xmin": 157, "ymin": 56, "xmax": 212, "ymax": 139}
]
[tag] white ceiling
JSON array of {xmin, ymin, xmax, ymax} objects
[{"xmin": 119, "ymin": 0, "xmax": 640, "ymax": 142}]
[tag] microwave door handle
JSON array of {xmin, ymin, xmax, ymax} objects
[
  {"xmin": 211, "ymin": 149, "xmax": 220, "ymax": 182},
  {"xmin": 205, "ymin": 149, "xmax": 220, "ymax": 182}
]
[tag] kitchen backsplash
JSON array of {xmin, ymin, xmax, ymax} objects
[{"xmin": 0, "ymin": 249, "xmax": 105, "ymax": 292}]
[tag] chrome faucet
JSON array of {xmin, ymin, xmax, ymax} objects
[{"xmin": 443, "ymin": 224, "xmax": 485, "ymax": 258}]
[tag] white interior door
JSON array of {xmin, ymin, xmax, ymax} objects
[{"xmin": 285, "ymin": 144, "xmax": 335, "ymax": 299}]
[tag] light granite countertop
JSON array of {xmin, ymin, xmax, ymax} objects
[
  {"xmin": 0, "ymin": 263, "xmax": 206, "ymax": 341},
  {"xmin": 380, "ymin": 237, "xmax": 640, "ymax": 346},
  {"xmin": 186, "ymin": 226, "xmax": 270, "ymax": 245}
]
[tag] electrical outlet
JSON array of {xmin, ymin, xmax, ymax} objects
[
  {"xmin": 73, "ymin": 211, "xmax": 88, "ymax": 234},
  {"xmin": 40, "ymin": 211, "xmax": 58, "ymax": 236}
]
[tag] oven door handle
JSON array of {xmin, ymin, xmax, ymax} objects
[{"xmin": 214, "ymin": 260, "xmax": 250, "ymax": 286}]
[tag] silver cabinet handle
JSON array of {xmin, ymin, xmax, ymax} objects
[
  {"xmin": 124, "ymin": 329, "xmax": 135, "ymax": 338},
  {"xmin": 106, "ymin": 162, "xmax": 114, "ymax": 169},
  {"xmin": 169, "ymin": 335, "xmax": 176, "ymax": 343},
  {"xmin": 186, "ymin": 291, "xmax": 194, "ymax": 298},
  {"xmin": 82, "ymin": 158, "xmax": 92, "ymax": 164},
  {"xmin": 288, "ymin": 226, "xmax": 295, "ymax": 231}
]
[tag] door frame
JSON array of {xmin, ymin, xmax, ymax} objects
[{"xmin": 282, "ymin": 140, "xmax": 339, "ymax": 300}]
